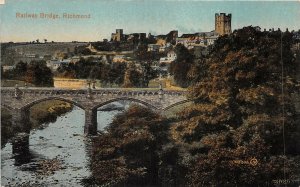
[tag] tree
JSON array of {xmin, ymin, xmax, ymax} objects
[
  {"xmin": 140, "ymin": 62, "xmax": 158, "ymax": 87},
  {"xmin": 92, "ymin": 41, "xmax": 113, "ymax": 51},
  {"xmin": 56, "ymin": 63, "xmax": 76, "ymax": 78},
  {"xmin": 134, "ymin": 44, "xmax": 150, "ymax": 61},
  {"xmin": 106, "ymin": 63, "xmax": 126, "ymax": 86},
  {"xmin": 54, "ymin": 57, "xmax": 127, "ymax": 87},
  {"xmin": 73, "ymin": 58, "xmax": 98, "ymax": 78},
  {"xmin": 25, "ymin": 60, "xmax": 53, "ymax": 86},
  {"xmin": 122, "ymin": 62, "xmax": 142, "ymax": 88},
  {"xmin": 171, "ymin": 26, "xmax": 300, "ymax": 186},
  {"xmin": 74, "ymin": 46, "xmax": 92, "ymax": 55},
  {"xmin": 14, "ymin": 61, "xmax": 27, "ymax": 78},
  {"xmin": 169, "ymin": 44, "xmax": 194, "ymax": 88},
  {"xmin": 91, "ymin": 105, "xmax": 170, "ymax": 186},
  {"xmin": 89, "ymin": 65, "xmax": 101, "ymax": 80}
]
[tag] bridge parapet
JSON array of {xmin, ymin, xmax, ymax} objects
[{"xmin": 1, "ymin": 87, "xmax": 186, "ymax": 97}]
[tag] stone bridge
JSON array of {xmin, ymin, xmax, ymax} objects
[{"xmin": 1, "ymin": 87, "xmax": 188, "ymax": 135}]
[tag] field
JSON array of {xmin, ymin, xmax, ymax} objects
[
  {"xmin": 1, "ymin": 79, "xmax": 35, "ymax": 87},
  {"xmin": 1, "ymin": 42, "xmax": 87, "ymax": 65}
]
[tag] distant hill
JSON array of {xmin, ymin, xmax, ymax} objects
[{"xmin": 1, "ymin": 42, "xmax": 87, "ymax": 65}]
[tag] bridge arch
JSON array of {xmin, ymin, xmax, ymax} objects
[
  {"xmin": 20, "ymin": 97, "xmax": 86, "ymax": 111},
  {"xmin": 163, "ymin": 99, "xmax": 193, "ymax": 111},
  {"xmin": 92, "ymin": 97, "xmax": 158, "ymax": 111},
  {"xmin": 16, "ymin": 97, "xmax": 92, "ymax": 134}
]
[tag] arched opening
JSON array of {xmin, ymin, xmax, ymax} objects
[
  {"xmin": 22, "ymin": 97, "xmax": 86, "ymax": 112},
  {"xmin": 18, "ymin": 97, "xmax": 86, "ymax": 135},
  {"xmin": 93, "ymin": 97, "xmax": 158, "ymax": 111},
  {"xmin": 163, "ymin": 100, "xmax": 193, "ymax": 118},
  {"xmin": 1, "ymin": 98, "xmax": 91, "ymax": 186},
  {"xmin": 93, "ymin": 97, "xmax": 157, "ymax": 131}
]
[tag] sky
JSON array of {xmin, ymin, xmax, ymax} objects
[{"xmin": 0, "ymin": 0, "xmax": 299, "ymax": 42}]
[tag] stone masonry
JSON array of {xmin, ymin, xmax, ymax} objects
[{"xmin": 1, "ymin": 87, "xmax": 188, "ymax": 135}]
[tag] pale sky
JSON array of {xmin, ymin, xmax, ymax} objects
[{"xmin": 0, "ymin": 0, "xmax": 299, "ymax": 42}]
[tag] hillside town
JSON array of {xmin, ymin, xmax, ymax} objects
[
  {"xmin": 1, "ymin": 13, "xmax": 233, "ymax": 85},
  {"xmin": 2, "ymin": 13, "xmax": 300, "ymax": 89}
]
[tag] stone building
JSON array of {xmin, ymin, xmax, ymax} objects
[
  {"xmin": 126, "ymin": 33, "xmax": 146, "ymax": 43},
  {"xmin": 159, "ymin": 50, "xmax": 177, "ymax": 64},
  {"xmin": 215, "ymin": 13, "xmax": 232, "ymax": 36},
  {"xmin": 148, "ymin": 44, "xmax": 160, "ymax": 52},
  {"xmin": 46, "ymin": 59, "xmax": 71, "ymax": 71},
  {"xmin": 155, "ymin": 30, "xmax": 178, "ymax": 44},
  {"xmin": 111, "ymin": 29, "xmax": 124, "ymax": 42},
  {"xmin": 175, "ymin": 31, "xmax": 218, "ymax": 49}
]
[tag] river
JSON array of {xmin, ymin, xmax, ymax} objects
[{"xmin": 1, "ymin": 102, "xmax": 127, "ymax": 187}]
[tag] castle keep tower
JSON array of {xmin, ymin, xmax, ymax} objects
[
  {"xmin": 215, "ymin": 13, "xmax": 232, "ymax": 36},
  {"xmin": 111, "ymin": 29, "xmax": 124, "ymax": 41}
]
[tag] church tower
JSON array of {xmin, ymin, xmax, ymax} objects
[{"xmin": 215, "ymin": 13, "xmax": 232, "ymax": 36}]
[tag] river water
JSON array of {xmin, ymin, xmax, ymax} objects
[{"xmin": 1, "ymin": 102, "xmax": 127, "ymax": 187}]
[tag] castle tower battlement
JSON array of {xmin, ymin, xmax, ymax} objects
[{"xmin": 215, "ymin": 13, "xmax": 232, "ymax": 36}]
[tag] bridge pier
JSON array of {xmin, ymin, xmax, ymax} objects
[
  {"xmin": 12, "ymin": 132, "xmax": 31, "ymax": 166},
  {"xmin": 11, "ymin": 108, "xmax": 31, "ymax": 133},
  {"xmin": 84, "ymin": 108, "xmax": 97, "ymax": 135}
]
